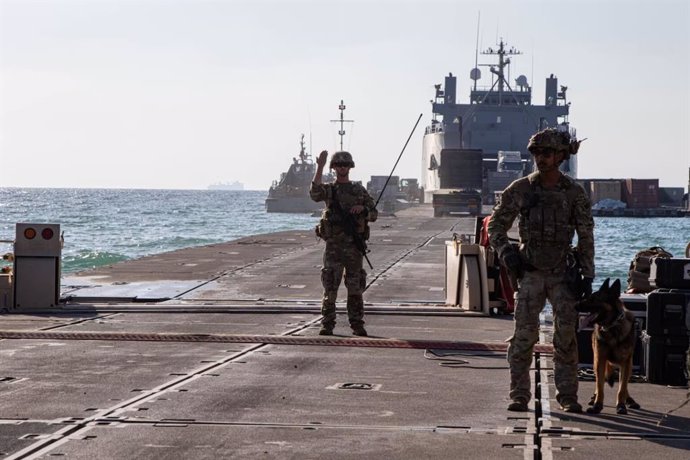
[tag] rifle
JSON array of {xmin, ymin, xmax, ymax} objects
[
  {"xmin": 330, "ymin": 188, "xmax": 373, "ymax": 270},
  {"xmin": 326, "ymin": 112, "xmax": 423, "ymax": 270}
]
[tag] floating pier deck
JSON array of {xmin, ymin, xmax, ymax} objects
[{"xmin": 1, "ymin": 206, "xmax": 689, "ymax": 459}]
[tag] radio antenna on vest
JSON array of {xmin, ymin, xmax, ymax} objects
[{"xmin": 375, "ymin": 113, "xmax": 423, "ymax": 208}]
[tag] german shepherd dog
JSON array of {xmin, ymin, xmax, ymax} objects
[{"xmin": 576, "ymin": 278, "xmax": 641, "ymax": 414}]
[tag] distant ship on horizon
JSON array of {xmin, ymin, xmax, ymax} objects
[{"xmin": 207, "ymin": 181, "xmax": 244, "ymax": 191}]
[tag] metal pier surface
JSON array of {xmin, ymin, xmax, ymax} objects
[{"xmin": 1, "ymin": 206, "xmax": 689, "ymax": 459}]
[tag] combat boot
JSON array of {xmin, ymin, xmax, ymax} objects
[
  {"xmin": 352, "ymin": 326, "xmax": 368, "ymax": 337},
  {"xmin": 507, "ymin": 397, "xmax": 528, "ymax": 412},
  {"xmin": 318, "ymin": 325, "xmax": 334, "ymax": 336},
  {"xmin": 559, "ymin": 398, "xmax": 582, "ymax": 413}
]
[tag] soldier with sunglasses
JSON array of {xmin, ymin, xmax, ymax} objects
[
  {"xmin": 488, "ymin": 128, "xmax": 593, "ymax": 413},
  {"xmin": 310, "ymin": 150, "xmax": 378, "ymax": 337}
]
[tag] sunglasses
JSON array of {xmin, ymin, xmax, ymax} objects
[
  {"xmin": 531, "ymin": 148, "xmax": 556, "ymax": 157},
  {"xmin": 332, "ymin": 163, "xmax": 351, "ymax": 168}
]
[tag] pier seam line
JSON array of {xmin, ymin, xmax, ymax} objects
[
  {"xmin": 3, "ymin": 318, "xmax": 322, "ymax": 459},
  {"xmin": 167, "ymin": 242, "xmax": 319, "ymax": 300},
  {"xmin": 365, "ymin": 231, "xmax": 445, "ymax": 291}
]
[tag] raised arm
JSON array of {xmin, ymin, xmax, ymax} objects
[{"xmin": 313, "ymin": 150, "xmax": 328, "ymax": 185}]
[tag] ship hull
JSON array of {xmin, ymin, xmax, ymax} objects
[{"xmin": 265, "ymin": 196, "xmax": 323, "ymax": 213}]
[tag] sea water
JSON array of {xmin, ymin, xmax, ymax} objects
[
  {"xmin": 0, "ymin": 188, "xmax": 315, "ymax": 274},
  {"xmin": 1, "ymin": 188, "xmax": 688, "ymax": 288}
]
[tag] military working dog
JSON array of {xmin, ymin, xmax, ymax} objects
[{"xmin": 576, "ymin": 278, "xmax": 641, "ymax": 414}]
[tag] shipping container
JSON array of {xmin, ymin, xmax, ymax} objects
[
  {"xmin": 590, "ymin": 180, "xmax": 622, "ymax": 205},
  {"xmin": 659, "ymin": 187, "xmax": 684, "ymax": 206},
  {"xmin": 623, "ymin": 179, "xmax": 659, "ymax": 209}
]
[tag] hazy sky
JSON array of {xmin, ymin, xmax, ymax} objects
[{"xmin": 1, "ymin": 0, "xmax": 688, "ymax": 190}]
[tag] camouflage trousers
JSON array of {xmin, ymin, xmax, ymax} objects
[
  {"xmin": 320, "ymin": 238, "xmax": 366, "ymax": 329},
  {"xmin": 507, "ymin": 269, "xmax": 579, "ymax": 403}
]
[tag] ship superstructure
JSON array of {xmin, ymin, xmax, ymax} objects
[
  {"xmin": 422, "ymin": 39, "xmax": 577, "ymax": 203},
  {"xmin": 266, "ymin": 101, "xmax": 352, "ymax": 213},
  {"xmin": 265, "ymin": 135, "xmax": 323, "ymax": 213}
]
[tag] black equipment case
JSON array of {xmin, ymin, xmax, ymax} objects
[
  {"xmin": 641, "ymin": 332, "xmax": 689, "ymax": 386},
  {"xmin": 649, "ymin": 257, "xmax": 690, "ymax": 289},
  {"xmin": 646, "ymin": 289, "xmax": 690, "ymax": 336}
]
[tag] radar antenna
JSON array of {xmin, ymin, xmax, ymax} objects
[{"xmin": 480, "ymin": 39, "xmax": 522, "ymax": 106}]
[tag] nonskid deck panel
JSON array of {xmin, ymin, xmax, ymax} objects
[{"xmin": 2, "ymin": 206, "xmax": 690, "ymax": 459}]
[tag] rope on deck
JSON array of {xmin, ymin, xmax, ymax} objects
[{"xmin": 0, "ymin": 330, "xmax": 554, "ymax": 354}]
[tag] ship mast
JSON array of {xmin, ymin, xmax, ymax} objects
[
  {"xmin": 481, "ymin": 39, "xmax": 522, "ymax": 106},
  {"xmin": 330, "ymin": 100, "xmax": 354, "ymax": 151},
  {"xmin": 299, "ymin": 134, "xmax": 307, "ymax": 163}
]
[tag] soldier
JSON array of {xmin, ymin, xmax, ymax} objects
[
  {"xmin": 310, "ymin": 150, "xmax": 378, "ymax": 336},
  {"xmin": 488, "ymin": 128, "xmax": 594, "ymax": 413}
]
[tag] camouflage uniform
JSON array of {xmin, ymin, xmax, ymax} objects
[
  {"xmin": 488, "ymin": 170, "xmax": 594, "ymax": 405},
  {"xmin": 310, "ymin": 181, "xmax": 378, "ymax": 331}
]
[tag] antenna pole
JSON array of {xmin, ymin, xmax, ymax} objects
[
  {"xmin": 375, "ymin": 113, "xmax": 423, "ymax": 208},
  {"xmin": 308, "ymin": 110, "xmax": 313, "ymax": 160},
  {"xmin": 330, "ymin": 100, "xmax": 354, "ymax": 151},
  {"xmin": 474, "ymin": 11, "xmax": 480, "ymax": 93}
]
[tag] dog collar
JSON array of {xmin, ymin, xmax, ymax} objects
[{"xmin": 599, "ymin": 311, "xmax": 625, "ymax": 332}]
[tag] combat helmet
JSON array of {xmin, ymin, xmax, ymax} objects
[
  {"xmin": 527, "ymin": 128, "xmax": 582, "ymax": 160},
  {"xmin": 329, "ymin": 151, "xmax": 355, "ymax": 168}
]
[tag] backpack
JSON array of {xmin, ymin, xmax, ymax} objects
[{"xmin": 626, "ymin": 246, "xmax": 673, "ymax": 293}]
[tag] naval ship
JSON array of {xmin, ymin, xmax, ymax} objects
[
  {"xmin": 422, "ymin": 39, "xmax": 577, "ymax": 206},
  {"xmin": 265, "ymin": 135, "xmax": 324, "ymax": 213},
  {"xmin": 265, "ymin": 101, "xmax": 354, "ymax": 214}
]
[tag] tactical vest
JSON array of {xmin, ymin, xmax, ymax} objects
[
  {"xmin": 316, "ymin": 183, "xmax": 369, "ymax": 240},
  {"xmin": 516, "ymin": 177, "xmax": 580, "ymax": 270}
]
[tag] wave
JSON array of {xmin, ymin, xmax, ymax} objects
[{"xmin": 62, "ymin": 250, "xmax": 130, "ymax": 274}]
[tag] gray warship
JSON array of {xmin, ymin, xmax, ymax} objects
[
  {"xmin": 265, "ymin": 135, "xmax": 324, "ymax": 213},
  {"xmin": 266, "ymin": 101, "xmax": 354, "ymax": 214},
  {"xmin": 422, "ymin": 38, "xmax": 577, "ymax": 210}
]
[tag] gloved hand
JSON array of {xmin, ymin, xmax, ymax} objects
[
  {"xmin": 582, "ymin": 277, "xmax": 594, "ymax": 298},
  {"xmin": 500, "ymin": 247, "xmax": 524, "ymax": 279}
]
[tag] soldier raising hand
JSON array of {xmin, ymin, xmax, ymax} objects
[{"xmin": 310, "ymin": 150, "xmax": 378, "ymax": 337}]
